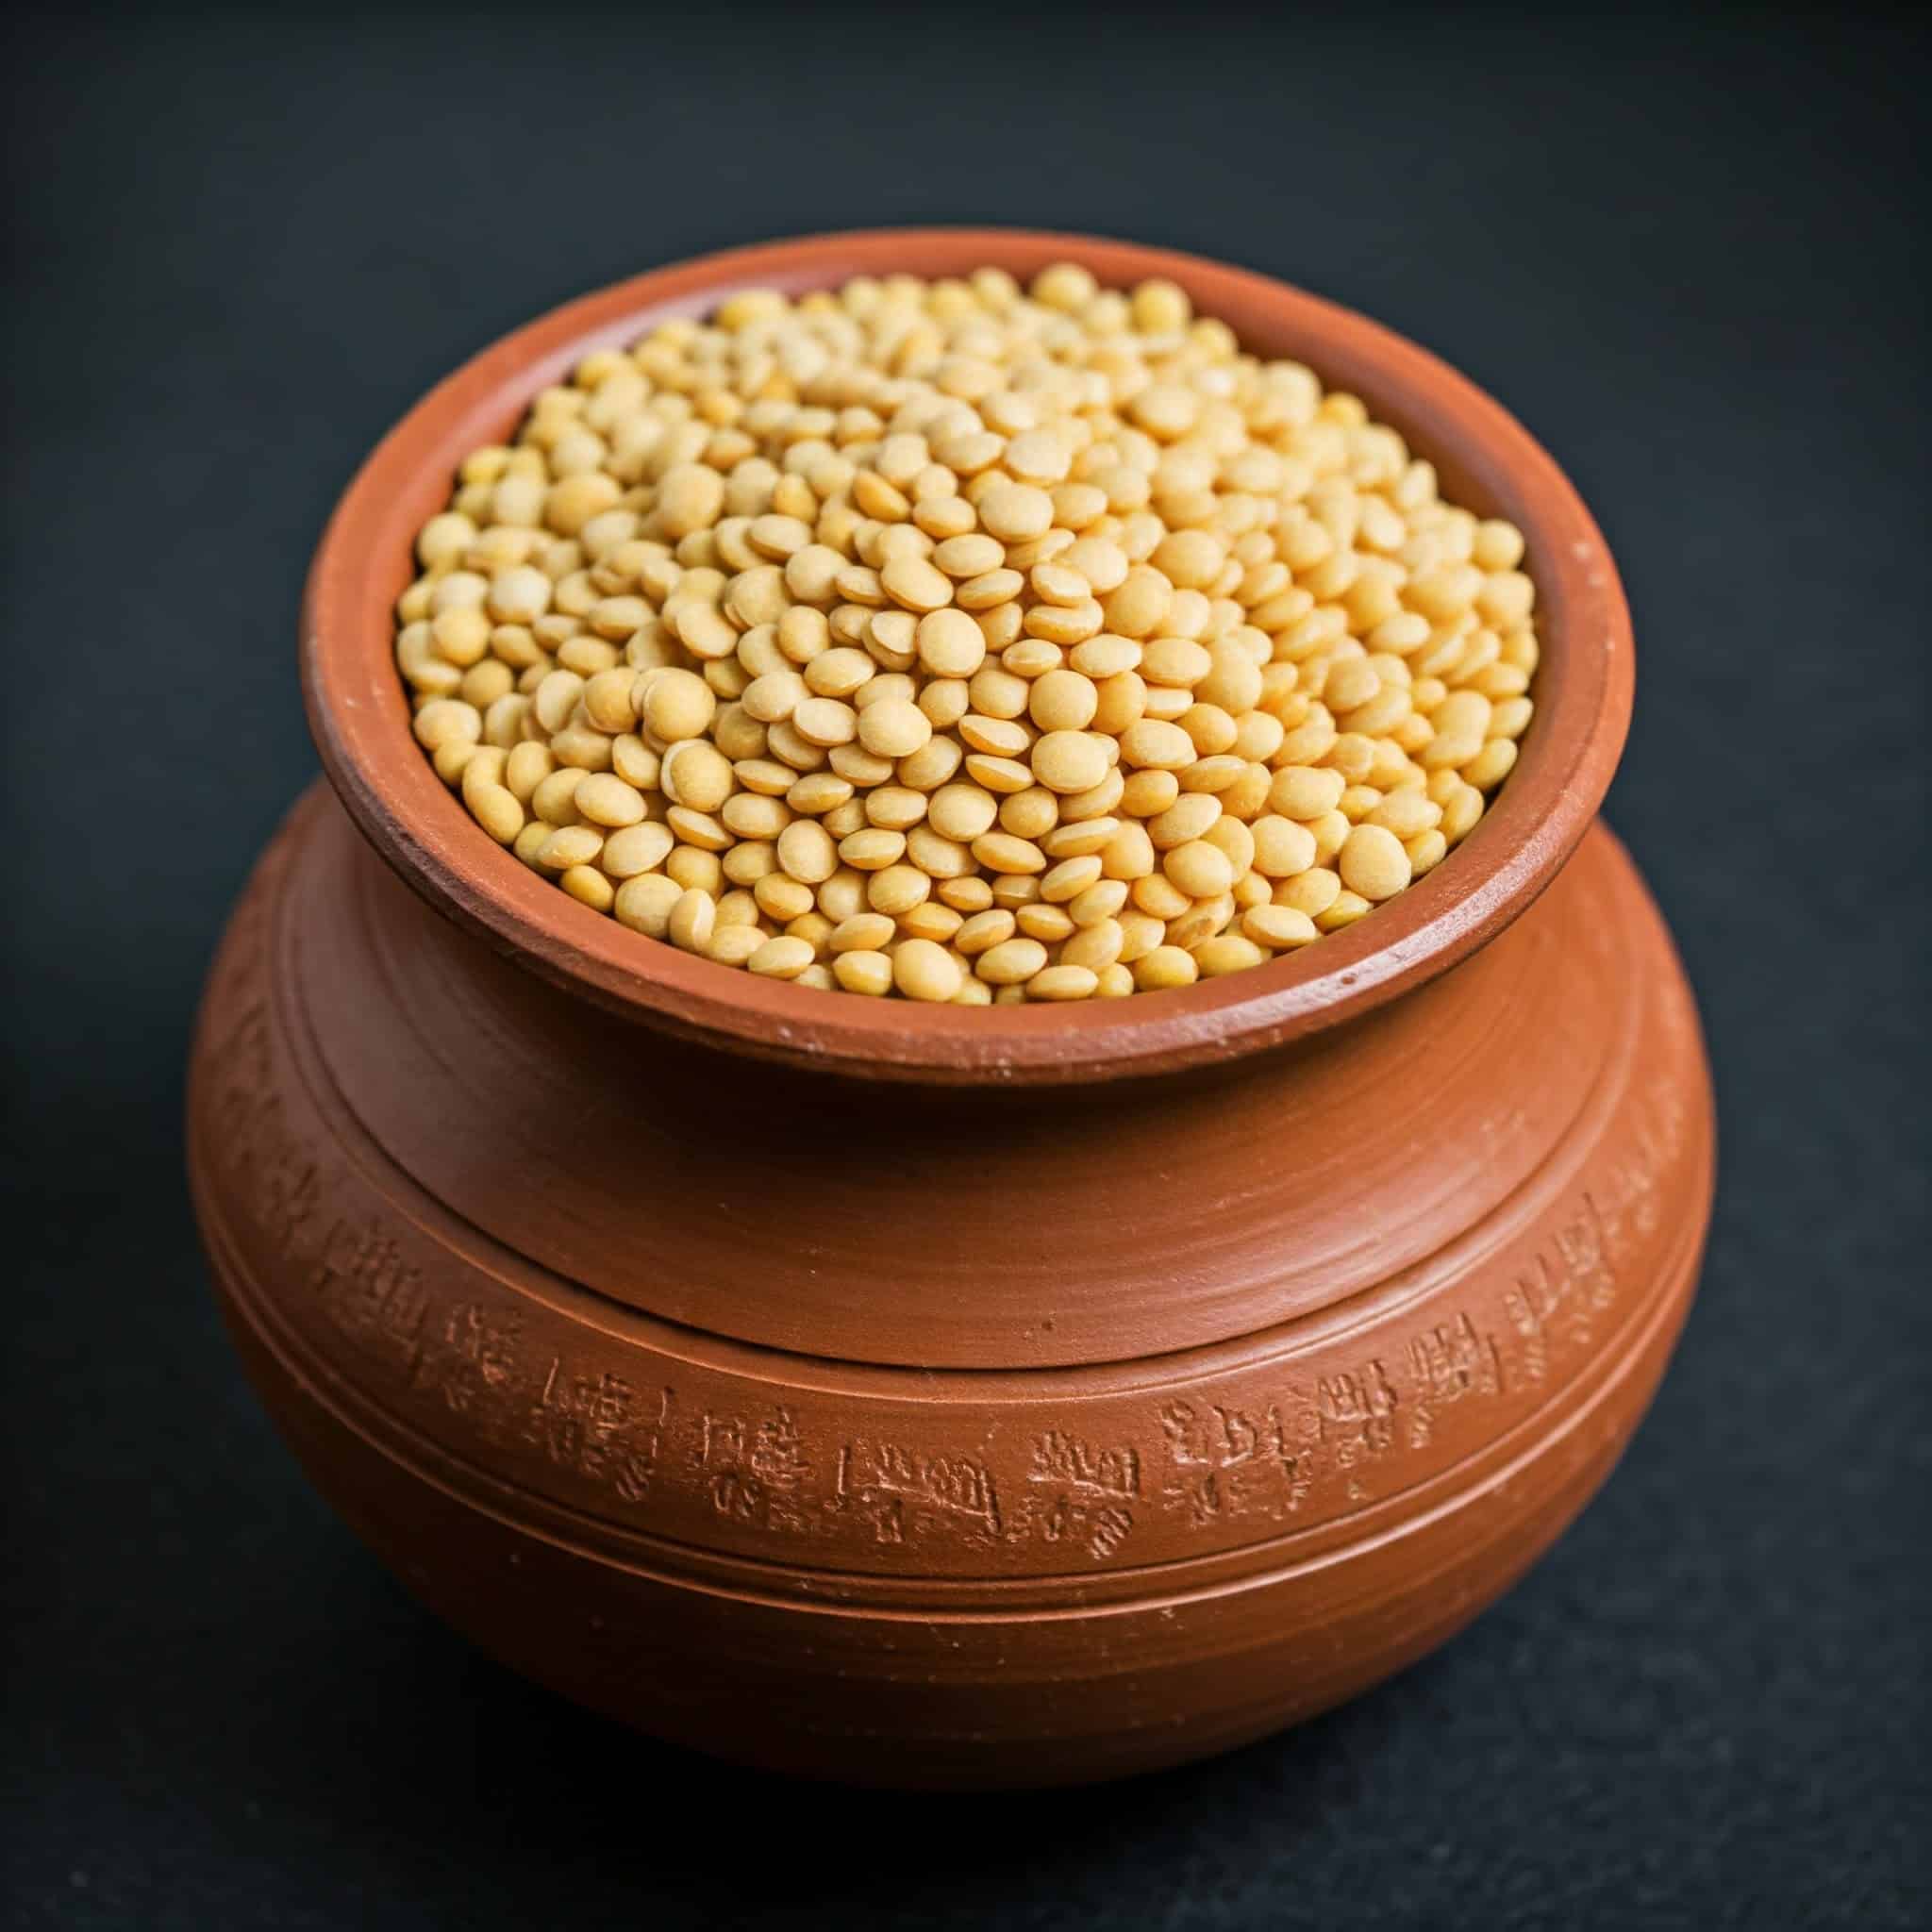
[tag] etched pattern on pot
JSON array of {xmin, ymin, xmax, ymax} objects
[{"xmin": 192, "ymin": 791, "xmax": 1708, "ymax": 1621}]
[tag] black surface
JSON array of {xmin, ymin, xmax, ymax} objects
[{"xmin": 3, "ymin": 8, "xmax": 1926, "ymax": 1928}]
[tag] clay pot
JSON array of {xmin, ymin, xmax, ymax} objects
[{"xmin": 188, "ymin": 231, "xmax": 1714, "ymax": 1789}]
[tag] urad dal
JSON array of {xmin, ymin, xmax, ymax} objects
[{"xmin": 395, "ymin": 267, "xmax": 1538, "ymax": 1003}]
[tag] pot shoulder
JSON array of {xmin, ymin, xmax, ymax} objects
[
  {"xmin": 209, "ymin": 785, "xmax": 1706, "ymax": 1366},
  {"xmin": 191, "ymin": 784, "xmax": 1711, "ymax": 1587}
]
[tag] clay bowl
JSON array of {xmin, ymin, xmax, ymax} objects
[{"xmin": 188, "ymin": 229, "xmax": 1715, "ymax": 1789}]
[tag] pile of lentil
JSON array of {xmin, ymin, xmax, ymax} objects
[{"xmin": 396, "ymin": 265, "xmax": 1538, "ymax": 1004}]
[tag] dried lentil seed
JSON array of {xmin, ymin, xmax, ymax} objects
[{"xmin": 405, "ymin": 267, "xmax": 1537, "ymax": 1001}]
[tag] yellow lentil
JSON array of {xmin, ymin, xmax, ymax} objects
[
  {"xmin": 892, "ymin": 938, "xmax": 961, "ymax": 1003},
  {"xmin": 404, "ymin": 266, "xmax": 1539, "ymax": 1001},
  {"xmin": 1134, "ymin": 944, "xmax": 1199, "ymax": 990},
  {"xmin": 832, "ymin": 949, "xmax": 893, "ymax": 995},
  {"xmin": 1241, "ymin": 904, "xmax": 1320, "ymax": 950},
  {"xmin": 747, "ymin": 935, "xmax": 816, "ymax": 979},
  {"xmin": 1028, "ymin": 964, "xmax": 1100, "ymax": 1002},
  {"xmin": 1339, "ymin": 824, "xmax": 1413, "ymax": 902}
]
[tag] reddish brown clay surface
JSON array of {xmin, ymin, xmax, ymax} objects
[{"xmin": 188, "ymin": 232, "xmax": 1715, "ymax": 1788}]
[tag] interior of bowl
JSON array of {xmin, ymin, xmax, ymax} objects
[{"xmin": 302, "ymin": 228, "xmax": 1632, "ymax": 1084}]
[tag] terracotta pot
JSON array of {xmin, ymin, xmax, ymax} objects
[{"xmin": 188, "ymin": 231, "xmax": 1714, "ymax": 1789}]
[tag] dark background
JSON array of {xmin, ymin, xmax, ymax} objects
[{"xmin": 3, "ymin": 7, "xmax": 1925, "ymax": 1927}]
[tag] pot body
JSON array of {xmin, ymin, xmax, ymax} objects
[{"xmin": 189, "ymin": 784, "xmax": 1712, "ymax": 1788}]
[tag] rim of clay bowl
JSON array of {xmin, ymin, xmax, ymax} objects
[{"xmin": 303, "ymin": 228, "xmax": 1632, "ymax": 1086}]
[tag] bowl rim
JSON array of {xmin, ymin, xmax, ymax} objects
[{"xmin": 302, "ymin": 226, "xmax": 1632, "ymax": 1086}]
